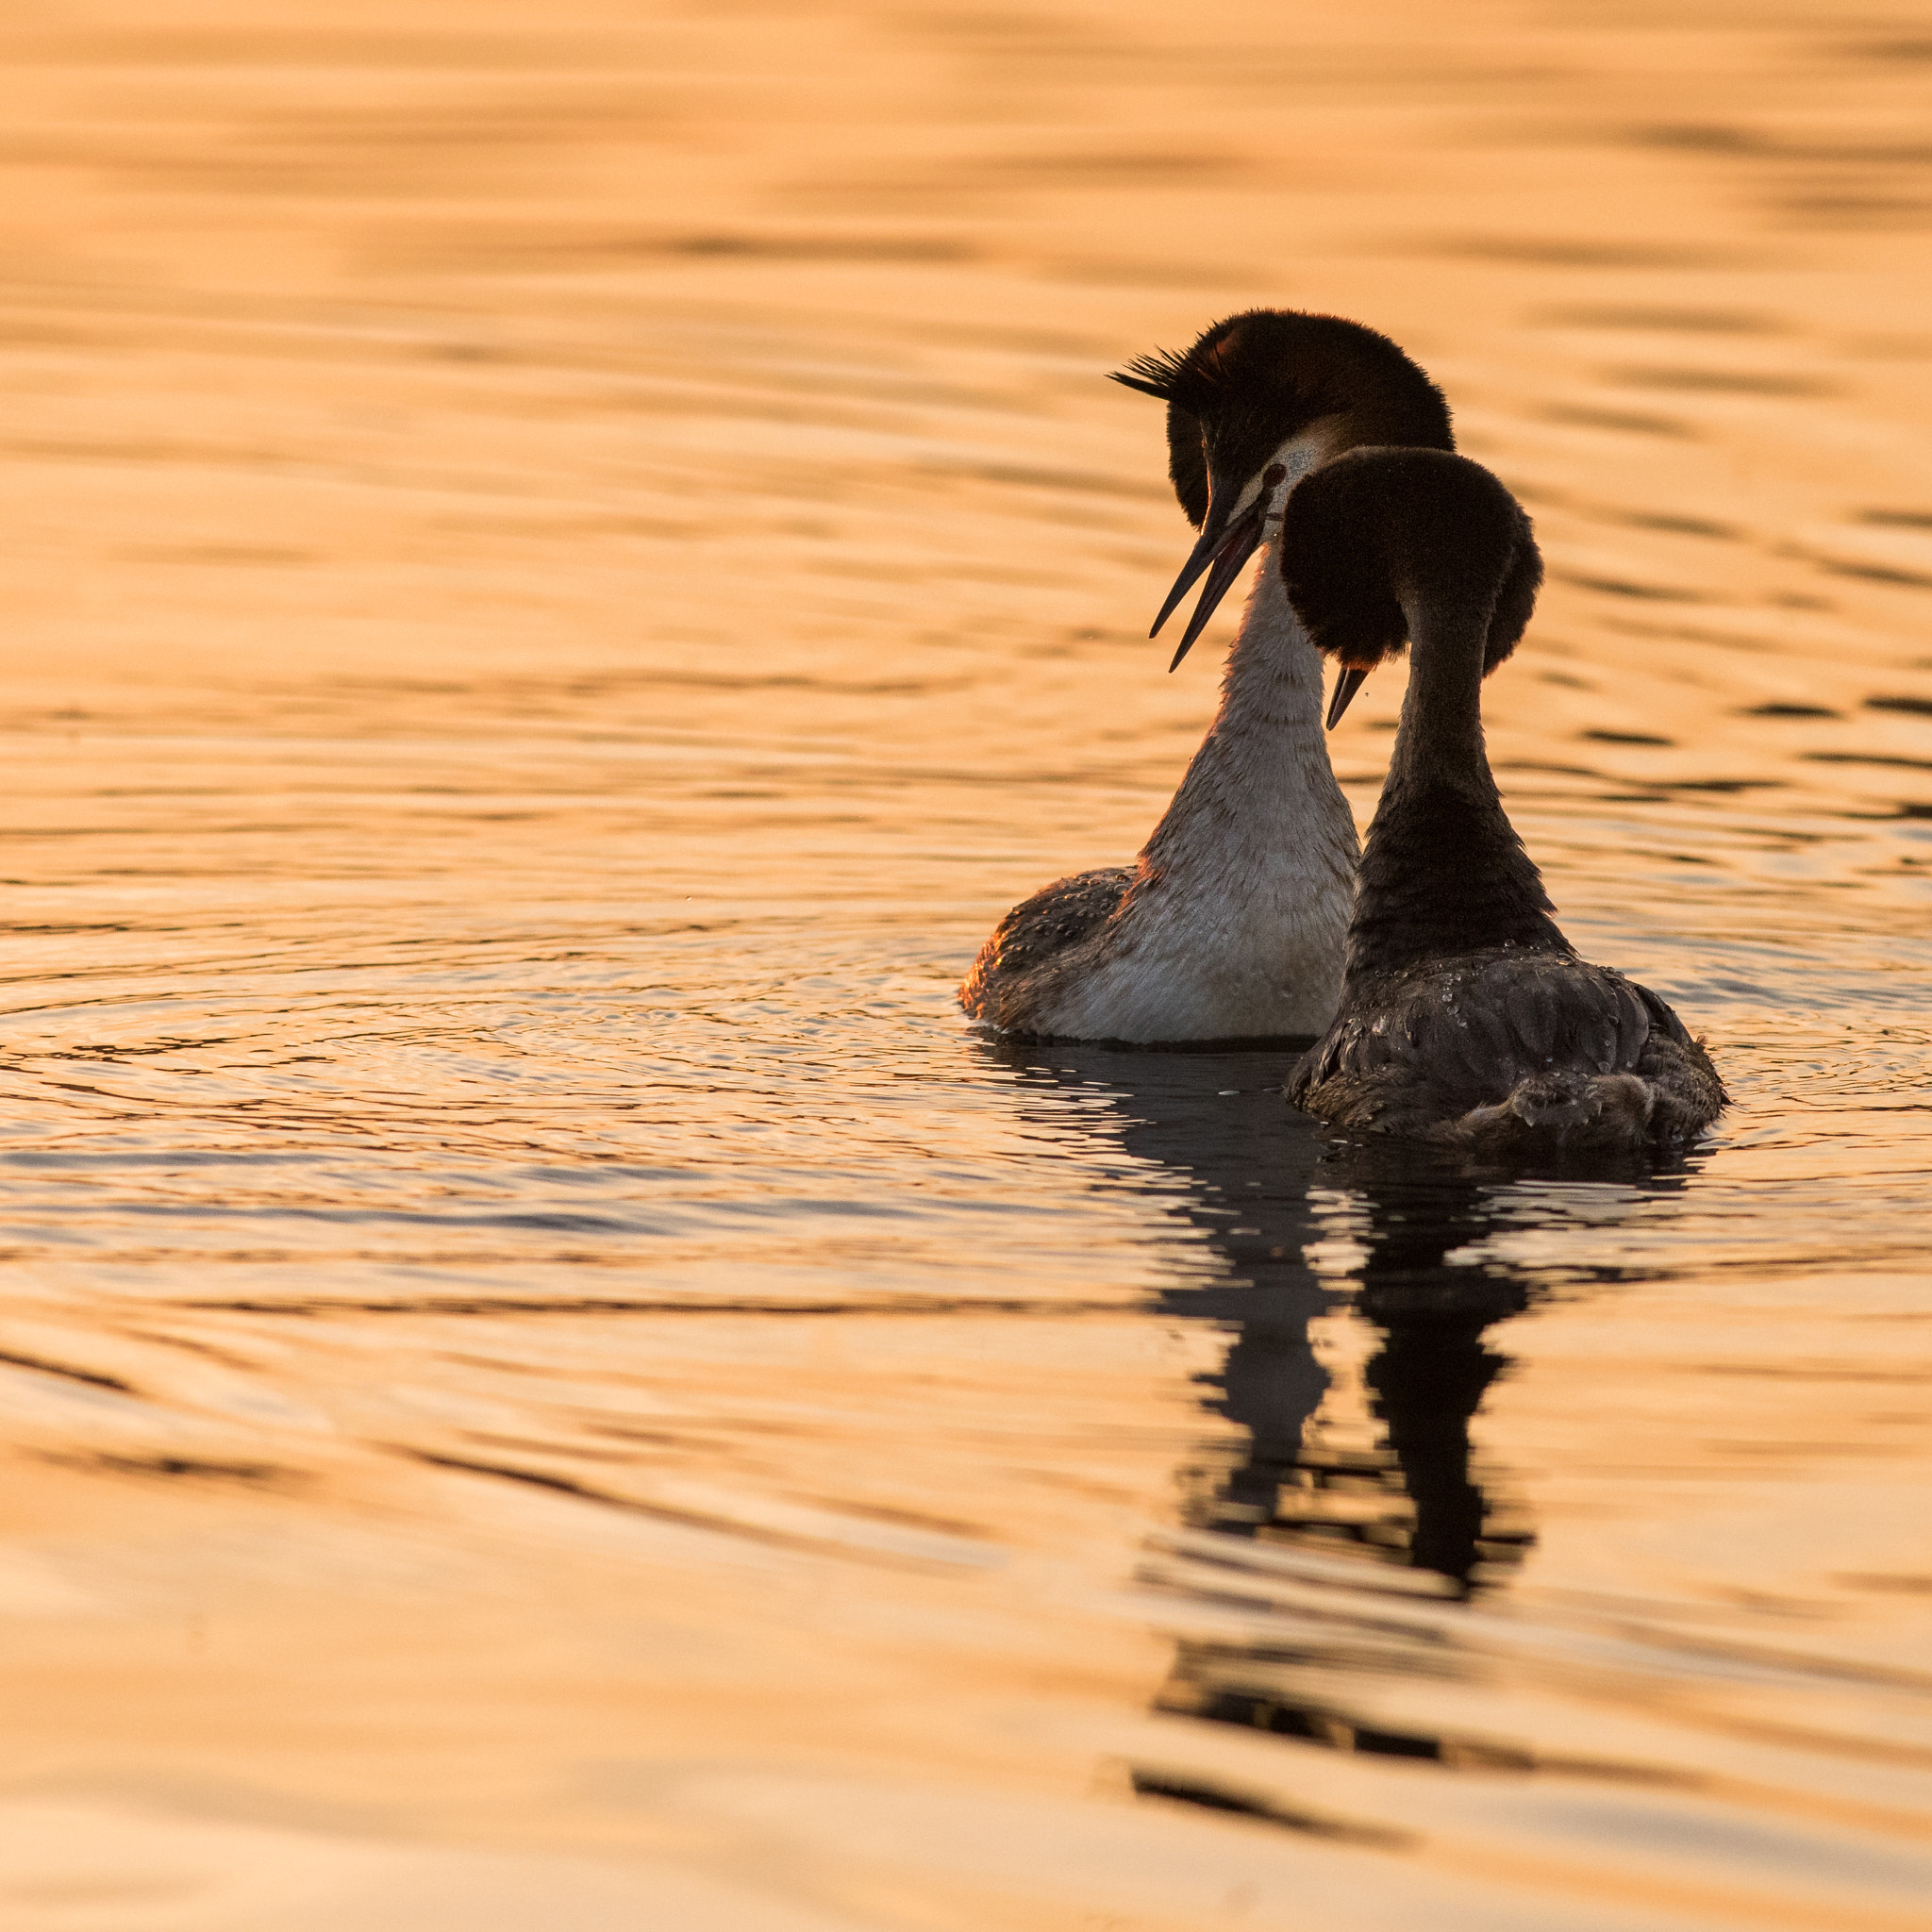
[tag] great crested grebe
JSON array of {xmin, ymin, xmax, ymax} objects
[
  {"xmin": 959, "ymin": 309, "xmax": 1456, "ymax": 1042},
  {"xmin": 1282, "ymin": 447, "xmax": 1726, "ymax": 1156}
]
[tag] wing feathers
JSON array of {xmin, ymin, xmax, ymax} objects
[{"xmin": 1290, "ymin": 947, "xmax": 1664, "ymax": 1122}]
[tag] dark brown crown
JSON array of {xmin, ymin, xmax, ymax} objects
[
  {"xmin": 1112, "ymin": 309, "xmax": 1455, "ymax": 527},
  {"xmin": 1277, "ymin": 447, "xmax": 1541, "ymax": 676}
]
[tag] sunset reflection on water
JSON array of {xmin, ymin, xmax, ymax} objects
[{"xmin": 0, "ymin": 4, "xmax": 1928, "ymax": 1927}]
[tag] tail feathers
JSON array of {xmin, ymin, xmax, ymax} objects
[{"xmin": 1437, "ymin": 1071, "xmax": 1655, "ymax": 1153}]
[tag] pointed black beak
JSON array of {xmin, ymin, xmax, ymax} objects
[
  {"xmin": 1325, "ymin": 665, "xmax": 1370, "ymax": 729},
  {"xmin": 1150, "ymin": 475, "xmax": 1268, "ymax": 672}
]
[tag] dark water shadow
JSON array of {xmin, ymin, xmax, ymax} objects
[
  {"xmin": 974, "ymin": 1035, "xmax": 1703, "ymax": 1807},
  {"xmin": 981, "ymin": 1036, "xmax": 1557, "ymax": 1591}
]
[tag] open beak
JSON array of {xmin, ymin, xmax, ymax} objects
[
  {"xmin": 1325, "ymin": 665, "xmax": 1370, "ymax": 729},
  {"xmin": 1150, "ymin": 475, "xmax": 1269, "ymax": 672}
]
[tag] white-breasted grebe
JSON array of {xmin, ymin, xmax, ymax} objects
[
  {"xmin": 1281, "ymin": 447, "xmax": 1726, "ymax": 1156},
  {"xmin": 959, "ymin": 309, "xmax": 1456, "ymax": 1042}
]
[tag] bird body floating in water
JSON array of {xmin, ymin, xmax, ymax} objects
[
  {"xmin": 1282, "ymin": 448, "xmax": 1726, "ymax": 1157},
  {"xmin": 959, "ymin": 309, "xmax": 1455, "ymax": 1042}
]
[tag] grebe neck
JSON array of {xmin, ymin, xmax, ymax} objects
[
  {"xmin": 1139, "ymin": 537, "xmax": 1344, "ymax": 883},
  {"xmin": 1348, "ymin": 615, "xmax": 1567, "ymax": 976}
]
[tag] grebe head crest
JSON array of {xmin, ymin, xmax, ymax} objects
[
  {"xmin": 1112, "ymin": 310, "xmax": 1456, "ymax": 668},
  {"xmin": 1274, "ymin": 447, "xmax": 1542, "ymax": 727}
]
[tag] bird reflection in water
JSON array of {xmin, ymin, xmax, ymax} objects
[
  {"xmin": 991, "ymin": 1038, "xmax": 1536, "ymax": 1591},
  {"xmin": 983, "ymin": 1038, "xmax": 1627, "ymax": 1794}
]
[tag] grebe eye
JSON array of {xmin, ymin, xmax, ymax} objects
[{"xmin": 1262, "ymin": 463, "xmax": 1288, "ymax": 489}]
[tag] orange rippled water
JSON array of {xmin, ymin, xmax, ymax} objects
[{"xmin": 0, "ymin": 3, "xmax": 1929, "ymax": 1927}]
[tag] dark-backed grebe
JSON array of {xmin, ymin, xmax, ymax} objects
[
  {"xmin": 959, "ymin": 310, "xmax": 1456, "ymax": 1042},
  {"xmin": 1281, "ymin": 448, "xmax": 1726, "ymax": 1155}
]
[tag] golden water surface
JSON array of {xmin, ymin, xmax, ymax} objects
[{"xmin": 1, "ymin": 2, "xmax": 1930, "ymax": 1926}]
